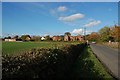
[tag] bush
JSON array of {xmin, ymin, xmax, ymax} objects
[{"xmin": 2, "ymin": 43, "xmax": 87, "ymax": 79}]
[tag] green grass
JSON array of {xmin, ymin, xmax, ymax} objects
[
  {"xmin": 70, "ymin": 46, "xmax": 114, "ymax": 79},
  {"xmin": 2, "ymin": 41, "xmax": 81, "ymax": 55},
  {"xmin": 2, "ymin": 41, "xmax": 114, "ymax": 79}
]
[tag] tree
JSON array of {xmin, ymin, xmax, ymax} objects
[
  {"xmin": 13, "ymin": 35, "xmax": 19, "ymax": 39},
  {"xmin": 110, "ymin": 26, "xmax": 120, "ymax": 42},
  {"xmin": 98, "ymin": 26, "xmax": 110, "ymax": 42},
  {"xmin": 31, "ymin": 36, "xmax": 41, "ymax": 41},
  {"xmin": 20, "ymin": 35, "xmax": 31, "ymax": 41},
  {"xmin": 64, "ymin": 32, "xmax": 71, "ymax": 36},
  {"xmin": 45, "ymin": 35, "xmax": 52, "ymax": 41},
  {"xmin": 87, "ymin": 32, "xmax": 100, "ymax": 42},
  {"xmin": 4, "ymin": 36, "xmax": 11, "ymax": 39},
  {"xmin": 60, "ymin": 35, "xmax": 64, "ymax": 41}
]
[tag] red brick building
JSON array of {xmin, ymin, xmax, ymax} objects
[
  {"xmin": 64, "ymin": 35, "xmax": 83, "ymax": 41},
  {"xmin": 52, "ymin": 36, "xmax": 62, "ymax": 41}
]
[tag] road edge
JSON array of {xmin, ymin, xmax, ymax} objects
[{"xmin": 89, "ymin": 45, "xmax": 118, "ymax": 80}]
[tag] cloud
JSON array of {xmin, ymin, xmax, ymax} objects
[
  {"xmin": 86, "ymin": 30, "xmax": 92, "ymax": 34},
  {"xmin": 84, "ymin": 20, "xmax": 101, "ymax": 27},
  {"xmin": 72, "ymin": 28, "xmax": 83, "ymax": 34},
  {"xmin": 50, "ymin": 6, "xmax": 67, "ymax": 17},
  {"xmin": 72, "ymin": 28, "xmax": 92, "ymax": 35},
  {"xmin": 59, "ymin": 13, "xmax": 85, "ymax": 22},
  {"xmin": 57, "ymin": 6, "xmax": 67, "ymax": 12}
]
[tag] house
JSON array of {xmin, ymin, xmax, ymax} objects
[
  {"xmin": 52, "ymin": 36, "xmax": 62, "ymax": 41},
  {"xmin": 5, "ymin": 39, "xmax": 16, "ymax": 42},
  {"xmin": 25, "ymin": 36, "xmax": 31, "ymax": 41},
  {"xmin": 64, "ymin": 35, "xmax": 83, "ymax": 41},
  {"xmin": 70, "ymin": 36, "xmax": 76, "ymax": 41},
  {"xmin": 75, "ymin": 36, "xmax": 83, "ymax": 41},
  {"xmin": 41, "ymin": 37, "xmax": 45, "ymax": 41},
  {"xmin": 64, "ymin": 35, "xmax": 70, "ymax": 41}
]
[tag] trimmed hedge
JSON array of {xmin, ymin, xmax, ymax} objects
[{"xmin": 2, "ymin": 43, "xmax": 87, "ymax": 79}]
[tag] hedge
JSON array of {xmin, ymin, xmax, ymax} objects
[{"xmin": 2, "ymin": 43, "xmax": 87, "ymax": 79}]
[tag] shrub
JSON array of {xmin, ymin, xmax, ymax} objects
[{"xmin": 2, "ymin": 43, "xmax": 87, "ymax": 79}]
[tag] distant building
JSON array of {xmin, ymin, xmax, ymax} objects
[
  {"xmin": 75, "ymin": 36, "xmax": 83, "ymax": 41},
  {"xmin": 25, "ymin": 36, "xmax": 31, "ymax": 41},
  {"xmin": 64, "ymin": 35, "xmax": 70, "ymax": 41},
  {"xmin": 52, "ymin": 36, "xmax": 62, "ymax": 41},
  {"xmin": 5, "ymin": 39, "xmax": 16, "ymax": 42},
  {"xmin": 41, "ymin": 37, "xmax": 45, "ymax": 41},
  {"xmin": 64, "ymin": 35, "xmax": 83, "ymax": 41},
  {"xmin": 70, "ymin": 36, "xmax": 76, "ymax": 41}
]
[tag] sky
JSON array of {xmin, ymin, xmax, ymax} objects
[
  {"xmin": 2, "ymin": 0, "xmax": 120, "ymax": 2},
  {"xmin": 0, "ymin": 2, "xmax": 1, "ymax": 37},
  {"xmin": 2, "ymin": 2, "xmax": 118, "ymax": 37}
]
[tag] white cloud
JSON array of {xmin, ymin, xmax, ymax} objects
[
  {"xmin": 57, "ymin": 6, "xmax": 67, "ymax": 12},
  {"xmin": 50, "ymin": 6, "xmax": 67, "ymax": 17},
  {"xmin": 86, "ymin": 30, "xmax": 92, "ymax": 34},
  {"xmin": 72, "ymin": 28, "xmax": 83, "ymax": 34},
  {"xmin": 72, "ymin": 28, "xmax": 92, "ymax": 35},
  {"xmin": 84, "ymin": 20, "xmax": 101, "ymax": 27},
  {"xmin": 59, "ymin": 13, "xmax": 85, "ymax": 22}
]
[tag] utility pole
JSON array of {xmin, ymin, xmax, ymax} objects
[
  {"xmin": 114, "ymin": 21, "xmax": 116, "ymax": 27},
  {"xmin": 84, "ymin": 27, "xmax": 86, "ymax": 41}
]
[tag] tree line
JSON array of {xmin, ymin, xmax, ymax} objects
[
  {"xmin": 86, "ymin": 25, "xmax": 120, "ymax": 42},
  {"xmin": 2, "ymin": 32, "xmax": 71, "ymax": 42},
  {"xmin": 3, "ymin": 35, "xmax": 51, "ymax": 41},
  {"xmin": 2, "ymin": 25, "xmax": 120, "ymax": 42}
]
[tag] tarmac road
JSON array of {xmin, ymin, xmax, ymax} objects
[{"xmin": 90, "ymin": 43, "xmax": 119, "ymax": 79}]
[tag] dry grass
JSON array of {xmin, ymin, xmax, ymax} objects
[{"xmin": 102, "ymin": 42, "xmax": 119, "ymax": 49}]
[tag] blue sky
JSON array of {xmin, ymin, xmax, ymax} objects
[
  {"xmin": 2, "ymin": 0, "xmax": 120, "ymax": 2},
  {"xmin": 2, "ymin": 2, "xmax": 118, "ymax": 37}
]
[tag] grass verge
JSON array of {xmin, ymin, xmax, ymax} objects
[
  {"xmin": 70, "ymin": 46, "xmax": 114, "ymax": 79},
  {"xmin": 99, "ymin": 42, "xmax": 119, "ymax": 49}
]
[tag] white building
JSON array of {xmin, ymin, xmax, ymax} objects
[
  {"xmin": 5, "ymin": 39, "xmax": 16, "ymax": 42},
  {"xmin": 41, "ymin": 37, "xmax": 45, "ymax": 41}
]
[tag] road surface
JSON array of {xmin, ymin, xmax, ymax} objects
[{"xmin": 90, "ymin": 43, "xmax": 119, "ymax": 79}]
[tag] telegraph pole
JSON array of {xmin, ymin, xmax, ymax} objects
[
  {"xmin": 84, "ymin": 27, "xmax": 86, "ymax": 41},
  {"xmin": 114, "ymin": 21, "xmax": 116, "ymax": 27}
]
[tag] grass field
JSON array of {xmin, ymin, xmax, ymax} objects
[
  {"xmin": 2, "ymin": 41, "xmax": 113, "ymax": 79},
  {"xmin": 2, "ymin": 41, "xmax": 81, "ymax": 55}
]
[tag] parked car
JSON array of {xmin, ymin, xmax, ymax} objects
[{"xmin": 92, "ymin": 42, "xmax": 96, "ymax": 44}]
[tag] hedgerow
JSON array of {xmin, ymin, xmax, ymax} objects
[{"xmin": 2, "ymin": 43, "xmax": 87, "ymax": 79}]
